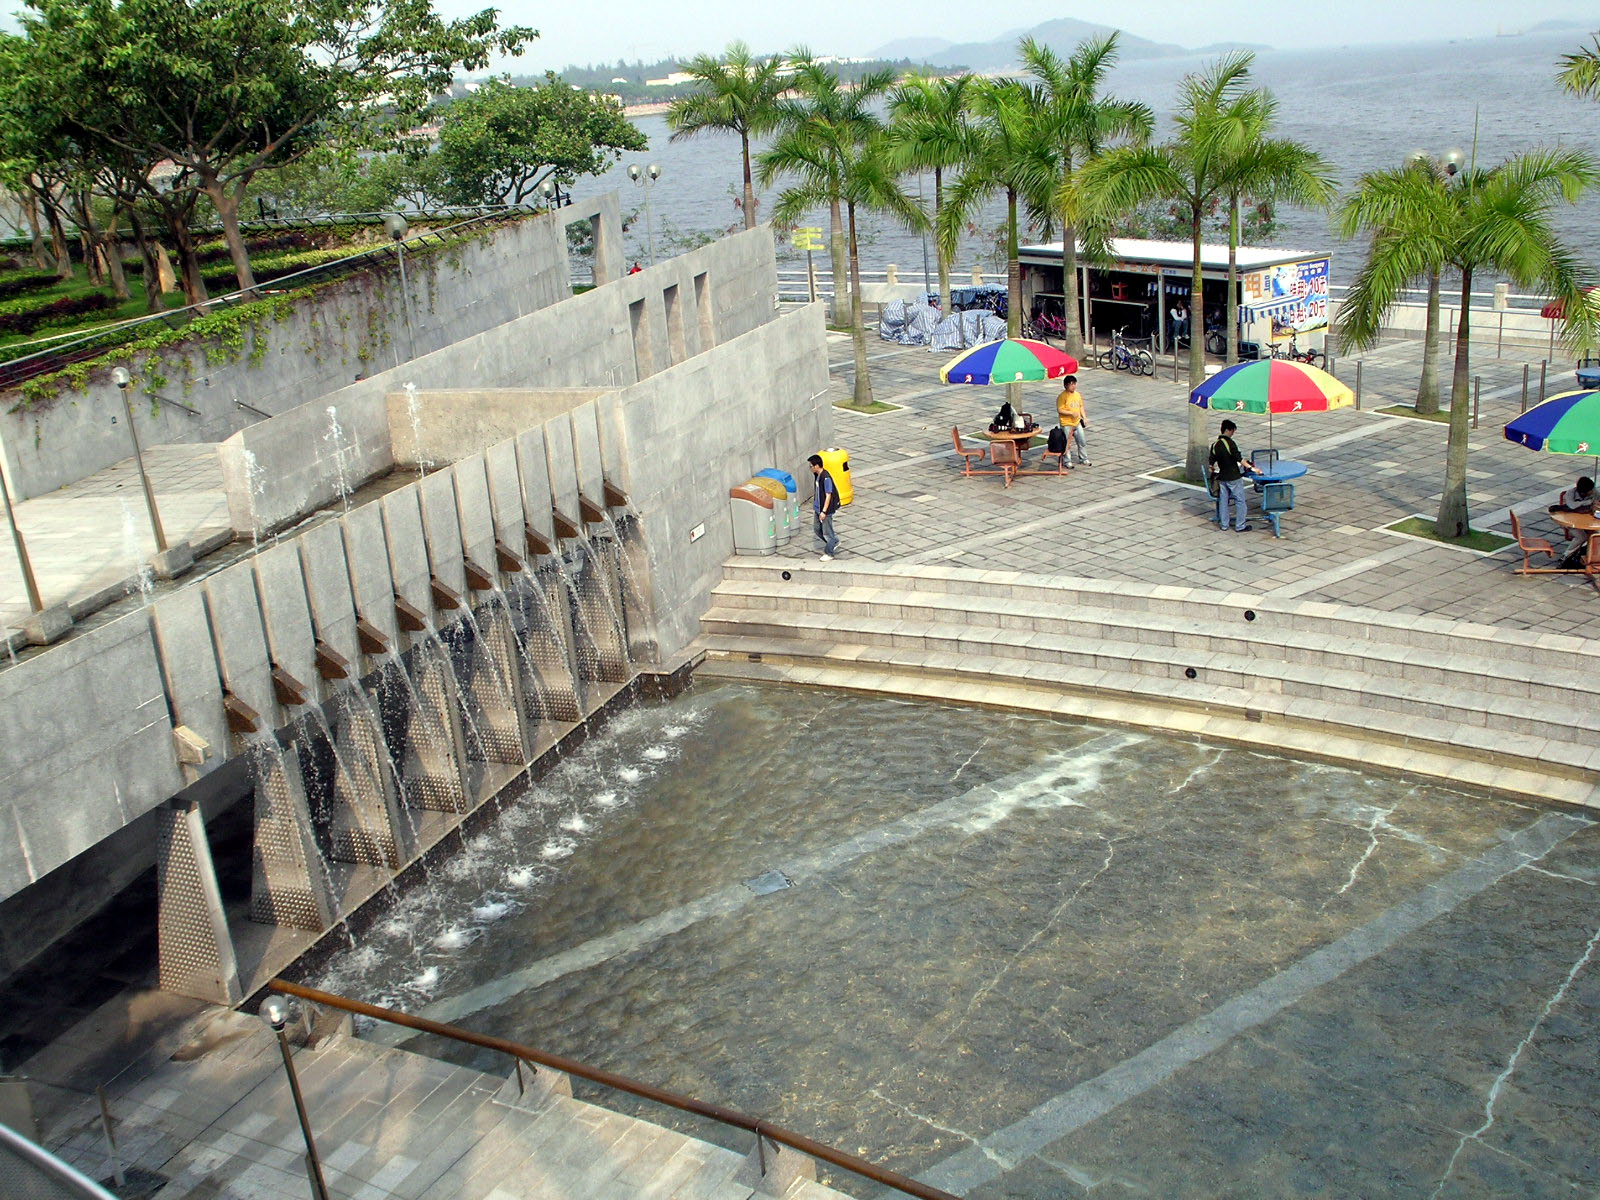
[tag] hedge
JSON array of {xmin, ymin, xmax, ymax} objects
[
  {"xmin": 0, "ymin": 271, "xmax": 64, "ymax": 301},
  {"xmin": 0, "ymin": 293, "xmax": 113, "ymax": 334}
]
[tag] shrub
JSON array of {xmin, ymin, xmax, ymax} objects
[
  {"xmin": 0, "ymin": 271, "xmax": 63, "ymax": 301},
  {"xmin": 0, "ymin": 293, "xmax": 114, "ymax": 334}
]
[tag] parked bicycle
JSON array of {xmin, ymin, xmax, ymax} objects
[
  {"xmin": 1022, "ymin": 309, "xmax": 1070, "ymax": 342},
  {"xmin": 1100, "ymin": 327, "xmax": 1154, "ymax": 375},
  {"xmin": 1269, "ymin": 334, "xmax": 1324, "ymax": 367}
]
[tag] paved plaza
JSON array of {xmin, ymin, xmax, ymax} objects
[{"xmin": 798, "ymin": 332, "xmax": 1598, "ymax": 638}]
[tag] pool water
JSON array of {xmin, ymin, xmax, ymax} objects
[{"xmin": 313, "ymin": 681, "xmax": 1600, "ymax": 1198}]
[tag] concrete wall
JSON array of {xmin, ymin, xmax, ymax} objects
[
  {"xmin": 388, "ymin": 388, "xmax": 611, "ymax": 471},
  {"xmin": 0, "ymin": 197, "xmax": 620, "ymax": 502},
  {"xmin": 218, "ymin": 224, "xmax": 781, "ymax": 536}
]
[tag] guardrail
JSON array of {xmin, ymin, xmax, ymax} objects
[
  {"xmin": 0, "ymin": 1121, "xmax": 117, "ymax": 1200},
  {"xmin": 270, "ymin": 979, "xmax": 959, "ymax": 1200},
  {"xmin": 0, "ymin": 206, "xmax": 539, "ymax": 392}
]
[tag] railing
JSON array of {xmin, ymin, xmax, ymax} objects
[
  {"xmin": 271, "ymin": 979, "xmax": 959, "ymax": 1200},
  {"xmin": 0, "ymin": 206, "xmax": 540, "ymax": 392},
  {"xmin": 0, "ymin": 1121, "xmax": 118, "ymax": 1200}
]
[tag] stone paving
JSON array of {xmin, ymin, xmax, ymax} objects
[
  {"xmin": 793, "ymin": 332, "xmax": 1599, "ymax": 639},
  {"xmin": 0, "ymin": 444, "xmax": 230, "ymax": 639}
]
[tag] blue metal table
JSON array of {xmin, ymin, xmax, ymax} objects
[{"xmin": 1211, "ymin": 460, "xmax": 1308, "ymax": 535}]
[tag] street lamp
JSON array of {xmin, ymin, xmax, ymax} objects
[
  {"xmin": 0, "ymin": 451, "xmax": 43, "ymax": 616},
  {"xmin": 112, "ymin": 366, "xmax": 168, "ymax": 554},
  {"xmin": 261, "ymin": 997, "xmax": 331, "ymax": 1200},
  {"xmin": 384, "ymin": 214, "xmax": 416, "ymax": 361},
  {"xmin": 539, "ymin": 178, "xmax": 570, "ymax": 209},
  {"xmin": 627, "ymin": 163, "xmax": 661, "ymax": 267}
]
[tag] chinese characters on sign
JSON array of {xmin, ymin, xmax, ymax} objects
[{"xmin": 1242, "ymin": 258, "xmax": 1330, "ymax": 341}]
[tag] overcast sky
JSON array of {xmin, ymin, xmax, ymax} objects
[{"xmin": 444, "ymin": 0, "xmax": 1597, "ymax": 71}]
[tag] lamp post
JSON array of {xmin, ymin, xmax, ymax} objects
[
  {"xmin": 261, "ymin": 998, "xmax": 331, "ymax": 1200},
  {"xmin": 0, "ymin": 453, "xmax": 43, "ymax": 615},
  {"xmin": 384, "ymin": 213, "xmax": 416, "ymax": 361},
  {"xmin": 539, "ymin": 177, "xmax": 569, "ymax": 210},
  {"xmin": 628, "ymin": 163, "xmax": 661, "ymax": 267},
  {"xmin": 112, "ymin": 367, "xmax": 168, "ymax": 553}
]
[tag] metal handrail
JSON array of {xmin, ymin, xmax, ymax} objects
[
  {"xmin": 0, "ymin": 206, "xmax": 538, "ymax": 390},
  {"xmin": 0, "ymin": 1121, "xmax": 118, "ymax": 1199},
  {"xmin": 270, "ymin": 979, "xmax": 958, "ymax": 1200}
]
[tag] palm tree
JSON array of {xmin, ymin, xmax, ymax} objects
[
  {"xmin": 888, "ymin": 73, "xmax": 972, "ymax": 315},
  {"xmin": 666, "ymin": 42, "xmax": 786, "ymax": 232},
  {"xmin": 1213, "ymin": 88, "xmax": 1335, "ymax": 364},
  {"xmin": 1339, "ymin": 150, "xmax": 1599, "ymax": 538},
  {"xmin": 1558, "ymin": 35, "xmax": 1600, "ymax": 97},
  {"xmin": 1336, "ymin": 155, "xmax": 1459, "ymax": 414},
  {"xmin": 764, "ymin": 55, "xmax": 896, "ymax": 327},
  {"xmin": 1020, "ymin": 34, "xmax": 1153, "ymax": 357},
  {"xmin": 1075, "ymin": 53, "xmax": 1258, "ymax": 481},
  {"xmin": 938, "ymin": 78, "xmax": 1056, "ymax": 346}
]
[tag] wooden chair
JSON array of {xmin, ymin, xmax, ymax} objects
[
  {"xmin": 952, "ymin": 427, "xmax": 988, "ymax": 475},
  {"xmin": 988, "ymin": 438, "xmax": 1020, "ymax": 487},
  {"xmin": 1510, "ymin": 510, "xmax": 1561, "ymax": 573},
  {"xmin": 1039, "ymin": 444, "xmax": 1069, "ymax": 473}
]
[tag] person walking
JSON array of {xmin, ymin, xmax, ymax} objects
[
  {"xmin": 1208, "ymin": 419, "xmax": 1258, "ymax": 532},
  {"xmin": 1055, "ymin": 376, "xmax": 1090, "ymax": 467},
  {"xmin": 809, "ymin": 453, "xmax": 840, "ymax": 560}
]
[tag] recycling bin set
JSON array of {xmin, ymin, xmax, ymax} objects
[
  {"xmin": 728, "ymin": 482, "xmax": 777, "ymax": 555},
  {"xmin": 755, "ymin": 469, "xmax": 802, "ymax": 538},
  {"xmin": 745, "ymin": 476, "xmax": 792, "ymax": 543}
]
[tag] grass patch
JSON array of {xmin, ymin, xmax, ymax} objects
[
  {"xmin": 1377, "ymin": 403, "xmax": 1450, "ymax": 423},
  {"xmin": 1149, "ymin": 465, "xmax": 1205, "ymax": 485},
  {"xmin": 834, "ymin": 399, "xmax": 900, "ymax": 414},
  {"xmin": 1384, "ymin": 515, "xmax": 1513, "ymax": 552}
]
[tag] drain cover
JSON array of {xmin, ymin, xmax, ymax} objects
[{"xmin": 743, "ymin": 869, "xmax": 793, "ymax": 896}]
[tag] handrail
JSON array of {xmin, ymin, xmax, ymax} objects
[
  {"xmin": 0, "ymin": 1121, "xmax": 118, "ymax": 1199},
  {"xmin": 270, "ymin": 979, "xmax": 959, "ymax": 1200}
]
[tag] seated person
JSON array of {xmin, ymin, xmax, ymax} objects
[{"xmin": 1550, "ymin": 475, "xmax": 1597, "ymax": 516}]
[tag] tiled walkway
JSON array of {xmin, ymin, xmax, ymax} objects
[{"xmin": 795, "ymin": 333, "xmax": 1598, "ymax": 637}]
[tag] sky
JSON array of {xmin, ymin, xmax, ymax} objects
[{"xmin": 432, "ymin": 0, "xmax": 1598, "ymax": 71}]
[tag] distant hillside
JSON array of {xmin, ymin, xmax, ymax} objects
[{"xmin": 870, "ymin": 17, "xmax": 1271, "ymax": 71}]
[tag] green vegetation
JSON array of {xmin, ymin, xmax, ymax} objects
[
  {"xmin": 1385, "ymin": 516, "xmax": 1513, "ymax": 552},
  {"xmin": 1377, "ymin": 403, "xmax": 1450, "ymax": 423},
  {"xmin": 833, "ymin": 398, "xmax": 900, "ymax": 414},
  {"xmin": 667, "ymin": 43, "xmax": 788, "ymax": 233}
]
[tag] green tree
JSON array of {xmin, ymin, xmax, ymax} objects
[
  {"xmin": 432, "ymin": 76, "xmax": 645, "ymax": 207},
  {"xmin": 1213, "ymin": 87, "xmax": 1335, "ymax": 364},
  {"xmin": 1336, "ymin": 155, "xmax": 1460, "ymax": 415},
  {"xmin": 18, "ymin": 0, "xmax": 534, "ymax": 294},
  {"xmin": 888, "ymin": 73, "xmax": 973, "ymax": 314},
  {"xmin": 1558, "ymin": 35, "xmax": 1600, "ymax": 97},
  {"xmin": 1338, "ymin": 150, "xmax": 1599, "ymax": 537},
  {"xmin": 1076, "ymin": 54, "xmax": 1260, "ymax": 481},
  {"xmin": 762, "ymin": 56, "xmax": 896, "ymax": 328},
  {"xmin": 768, "ymin": 125, "xmax": 925, "ymax": 406},
  {"xmin": 1020, "ymin": 34, "xmax": 1153, "ymax": 358},
  {"xmin": 666, "ymin": 41, "xmax": 786, "ymax": 233}
]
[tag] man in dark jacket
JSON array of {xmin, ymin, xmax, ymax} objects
[
  {"xmin": 809, "ymin": 453, "xmax": 840, "ymax": 560},
  {"xmin": 1208, "ymin": 419, "xmax": 1259, "ymax": 532}
]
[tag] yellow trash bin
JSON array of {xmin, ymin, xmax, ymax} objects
[{"xmin": 818, "ymin": 447, "xmax": 853, "ymax": 506}]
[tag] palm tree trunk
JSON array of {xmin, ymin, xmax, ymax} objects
[
  {"xmin": 934, "ymin": 168, "xmax": 950, "ymax": 313},
  {"xmin": 828, "ymin": 197, "xmax": 848, "ymax": 327},
  {"xmin": 848, "ymin": 201, "xmax": 872, "ymax": 407},
  {"xmin": 1186, "ymin": 207, "xmax": 1208, "ymax": 483},
  {"xmin": 1226, "ymin": 194, "xmax": 1240, "ymax": 366},
  {"xmin": 1416, "ymin": 268, "xmax": 1442, "ymax": 414},
  {"xmin": 1006, "ymin": 189, "xmax": 1022, "ymax": 408},
  {"xmin": 740, "ymin": 132, "xmax": 757, "ymax": 231},
  {"xmin": 1059, "ymin": 175, "xmax": 1084, "ymax": 359},
  {"xmin": 1436, "ymin": 268, "xmax": 1474, "ymax": 538}
]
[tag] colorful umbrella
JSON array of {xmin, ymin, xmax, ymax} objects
[
  {"xmin": 939, "ymin": 338, "xmax": 1079, "ymax": 385},
  {"xmin": 1505, "ymin": 389, "xmax": 1600, "ymax": 459},
  {"xmin": 1188, "ymin": 358, "xmax": 1354, "ymax": 447}
]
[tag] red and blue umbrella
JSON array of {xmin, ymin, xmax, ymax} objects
[
  {"xmin": 940, "ymin": 338, "xmax": 1079, "ymax": 385},
  {"xmin": 1505, "ymin": 389, "xmax": 1600, "ymax": 456}
]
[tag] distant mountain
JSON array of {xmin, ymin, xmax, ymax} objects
[
  {"xmin": 871, "ymin": 36, "xmax": 954, "ymax": 60},
  {"xmin": 1191, "ymin": 42, "xmax": 1274, "ymax": 54},
  {"xmin": 871, "ymin": 17, "xmax": 1244, "ymax": 71}
]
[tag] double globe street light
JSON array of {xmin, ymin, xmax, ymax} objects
[{"xmin": 627, "ymin": 163, "xmax": 661, "ymax": 268}]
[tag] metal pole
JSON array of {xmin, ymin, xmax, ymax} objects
[
  {"xmin": 1498, "ymin": 311, "xmax": 1504, "ymax": 357},
  {"xmin": 275, "ymin": 1029, "xmax": 331, "ymax": 1200},
  {"xmin": 1355, "ymin": 360, "xmax": 1362, "ymax": 410},
  {"xmin": 119, "ymin": 386, "xmax": 168, "ymax": 552},
  {"xmin": 1521, "ymin": 363, "xmax": 1530, "ymax": 413},
  {"xmin": 0, "ymin": 454, "xmax": 42, "ymax": 612},
  {"xmin": 1472, "ymin": 375, "xmax": 1480, "ymax": 429},
  {"xmin": 645, "ymin": 179, "xmax": 656, "ymax": 268},
  {"xmin": 97, "ymin": 1086, "xmax": 125, "ymax": 1189},
  {"xmin": 1539, "ymin": 360, "xmax": 1547, "ymax": 404},
  {"xmin": 806, "ymin": 249, "xmax": 816, "ymax": 305},
  {"xmin": 395, "ymin": 242, "xmax": 416, "ymax": 360}
]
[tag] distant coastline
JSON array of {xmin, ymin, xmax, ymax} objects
[{"xmin": 623, "ymin": 100, "xmax": 673, "ymax": 117}]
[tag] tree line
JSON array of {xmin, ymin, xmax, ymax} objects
[{"xmin": 669, "ymin": 35, "xmax": 1600, "ymax": 538}]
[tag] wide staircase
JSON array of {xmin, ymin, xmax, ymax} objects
[{"xmin": 696, "ymin": 560, "xmax": 1600, "ymax": 809}]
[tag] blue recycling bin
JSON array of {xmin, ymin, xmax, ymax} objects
[{"xmin": 755, "ymin": 469, "xmax": 802, "ymax": 538}]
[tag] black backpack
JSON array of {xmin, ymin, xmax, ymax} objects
[{"xmin": 1047, "ymin": 425, "xmax": 1067, "ymax": 454}]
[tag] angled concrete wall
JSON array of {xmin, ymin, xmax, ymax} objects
[{"xmin": 0, "ymin": 200, "xmax": 613, "ymax": 502}]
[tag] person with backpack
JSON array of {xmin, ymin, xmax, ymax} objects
[
  {"xmin": 809, "ymin": 453, "xmax": 841, "ymax": 561},
  {"xmin": 1055, "ymin": 376, "xmax": 1090, "ymax": 467},
  {"xmin": 1208, "ymin": 419, "xmax": 1259, "ymax": 531}
]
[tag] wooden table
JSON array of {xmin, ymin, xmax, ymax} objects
[
  {"xmin": 985, "ymin": 425, "xmax": 1043, "ymax": 451},
  {"xmin": 1549, "ymin": 510, "xmax": 1600, "ymax": 585}
]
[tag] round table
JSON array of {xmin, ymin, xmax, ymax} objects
[
  {"xmin": 1251, "ymin": 459, "xmax": 1308, "ymax": 484},
  {"xmin": 1550, "ymin": 509, "xmax": 1600, "ymax": 537},
  {"xmin": 986, "ymin": 425, "xmax": 1044, "ymax": 457}
]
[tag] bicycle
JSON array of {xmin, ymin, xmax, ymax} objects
[
  {"xmin": 1022, "ymin": 310, "xmax": 1069, "ymax": 342},
  {"xmin": 1269, "ymin": 334, "xmax": 1324, "ymax": 367},
  {"xmin": 1099, "ymin": 327, "xmax": 1154, "ymax": 375}
]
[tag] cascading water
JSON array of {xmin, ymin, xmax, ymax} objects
[{"xmin": 325, "ymin": 405, "xmax": 353, "ymax": 511}]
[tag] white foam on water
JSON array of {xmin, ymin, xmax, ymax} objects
[
  {"xmin": 591, "ymin": 791, "xmax": 621, "ymax": 808},
  {"xmin": 560, "ymin": 814, "xmax": 589, "ymax": 834},
  {"xmin": 472, "ymin": 898, "xmax": 517, "ymax": 922},
  {"xmin": 662, "ymin": 724, "xmax": 689, "ymax": 739},
  {"xmin": 617, "ymin": 766, "xmax": 644, "ymax": 784},
  {"xmin": 506, "ymin": 866, "xmax": 537, "ymax": 889},
  {"xmin": 408, "ymin": 966, "xmax": 440, "ymax": 996},
  {"xmin": 433, "ymin": 925, "xmax": 479, "ymax": 952},
  {"xmin": 641, "ymin": 745, "xmax": 672, "ymax": 761},
  {"xmin": 541, "ymin": 838, "xmax": 576, "ymax": 861}
]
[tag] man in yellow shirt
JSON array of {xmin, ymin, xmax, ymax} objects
[{"xmin": 1055, "ymin": 375, "xmax": 1091, "ymax": 467}]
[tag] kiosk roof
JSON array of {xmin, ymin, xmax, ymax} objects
[{"xmin": 1018, "ymin": 237, "xmax": 1323, "ymax": 272}]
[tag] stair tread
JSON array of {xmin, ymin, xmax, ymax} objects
[
  {"xmin": 697, "ymin": 632, "xmax": 1600, "ymax": 774},
  {"xmin": 699, "ymin": 607, "xmax": 1599, "ymax": 736}
]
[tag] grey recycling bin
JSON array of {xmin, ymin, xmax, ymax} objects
[
  {"xmin": 728, "ymin": 483, "xmax": 778, "ymax": 555},
  {"xmin": 756, "ymin": 469, "xmax": 802, "ymax": 540}
]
